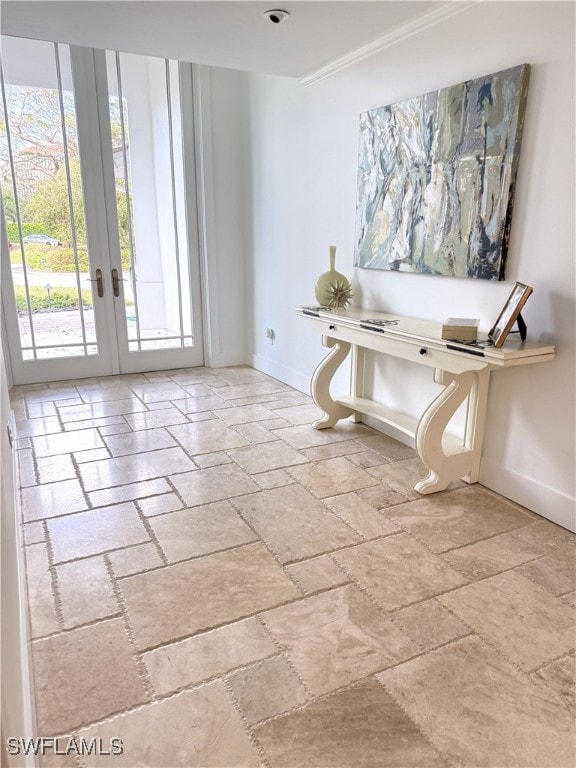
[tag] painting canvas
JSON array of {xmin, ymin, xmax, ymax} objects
[{"xmin": 354, "ymin": 64, "xmax": 530, "ymax": 280}]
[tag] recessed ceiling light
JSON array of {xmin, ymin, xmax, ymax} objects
[{"xmin": 264, "ymin": 9, "xmax": 290, "ymax": 24}]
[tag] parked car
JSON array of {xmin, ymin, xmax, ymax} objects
[{"xmin": 23, "ymin": 234, "xmax": 62, "ymax": 246}]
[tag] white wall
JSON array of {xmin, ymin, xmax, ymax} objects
[{"xmin": 245, "ymin": 1, "xmax": 575, "ymax": 529}]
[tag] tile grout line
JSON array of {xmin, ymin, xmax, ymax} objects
[
  {"xmin": 103, "ymin": 554, "xmax": 156, "ymax": 701},
  {"xmin": 132, "ymin": 500, "xmax": 169, "ymax": 566},
  {"xmin": 41, "ymin": 519, "xmax": 66, "ymax": 631},
  {"xmin": 220, "ymin": 676, "xmax": 272, "ymax": 768}
]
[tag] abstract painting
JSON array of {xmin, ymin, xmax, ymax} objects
[{"xmin": 354, "ymin": 64, "xmax": 530, "ymax": 280}]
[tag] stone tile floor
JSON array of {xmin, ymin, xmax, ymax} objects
[{"xmin": 10, "ymin": 366, "xmax": 576, "ymax": 767}]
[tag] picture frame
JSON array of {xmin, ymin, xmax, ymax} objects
[{"xmin": 488, "ymin": 282, "xmax": 533, "ymax": 348}]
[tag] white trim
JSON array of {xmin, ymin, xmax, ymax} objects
[
  {"xmin": 1, "ymin": 411, "xmax": 37, "ymax": 767},
  {"xmin": 480, "ymin": 457, "xmax": 576, "ymax": 533},
  {"xmin": 192, "ymin": 65, "xmax": 218, "ymax": 368},
  {"xmin": 251, "ymin": 353, "xmax": 311, "ymax": 394},
  {"xmin": 299, "ymin": 1, "xmax": 481, "ymax": 87}
]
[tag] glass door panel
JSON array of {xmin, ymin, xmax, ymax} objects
[
  {"xmin": 104, "ymin": 51, "xmax": 203, "ymax": 368},
  {"xmin": 1, "ymin": 38, "xmax": 101, "ymax": 363}
]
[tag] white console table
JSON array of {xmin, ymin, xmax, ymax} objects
[{"xmin": 297, "ymin": 306, "xmax": 555, "ymax": 495}]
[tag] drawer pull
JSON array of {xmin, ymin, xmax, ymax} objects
[
  {"xmin": 419, "ymin": 348, "xmax": 428, "ymax": 355},
  {"xmin": 329, "ymin": 324, "xmax": 336, "ymax": 331}
]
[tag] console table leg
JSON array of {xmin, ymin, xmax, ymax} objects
[
  {"xmin": 311, "ymin": 335, "xmax": 355, "ymax": 429},
  {"xmin": 414, "ymin": 368, "xmax": 488, "ymax": 494},
  {"xmin": 350, "ymin": 345, "xmax": 365, "ymax": 423}
]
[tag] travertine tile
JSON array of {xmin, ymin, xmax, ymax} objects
[
  {"xmin": 128, "ymin": 381, "xmax": 189, "ymax": 402},
  {"xmin": 120, "ymin": 543, "xmax": 300, "ymax": 650},
  {"xmin": 531, "ymin": 651, "xmax": 575, "ymax": 715},
  {"xmin": 78, "ymin": 447, "xmax": 195, "ymax": 491},
  {"xmin": 25, "ymin": 386, "xmax": 79, "ymax": 403},
  {"xmin": 88, "ymin": 478, "xmax": 171, "ymax": 508},
  {"xmin": 333, "ymin": 534, "xmax": 466, "ymax": 610},
  {"xmin": 32, "ymin": 619, "xmax": 147, "ymax": 735},
  {"xmin": 378, "ymin": 635, "xmax": 576, "ymax": 768},
  {"xmin": 355, "ymin": 433, "xmax": 416, "ymax": 461},
  {"xmin": 227, "ymin": 440, "xmax": 309, "ymax": 474},
  {"xmin": 62, "ymin": 415, "xmax": 127, "ymax": 432},
  {"xmin": 232, "ymin": 421, "xmax": 279, "ymax": 444},
  {"xmin": 25, "ymin": 543, "xmax": 59, "ymax": 638},
  {"xmin": 98, "ymin": 422, "xmax": 132, "ymax": 436},
  {"xmin": 232, "ymin": 485, "xmax": 360, "ymax": 563},
  {"xmin": 192, "ymin": 450, "xmax": 233, "ymax": 468},
  {"xmin": 48, "ymin": 502, "xmax": 149, "ymax": 563},
  {"xmin": 286, "ymin": 456, "xmax": 378, "ymax": 499},
  {"xmin": 274, "ymin": 422, "xmax": 373, "ymax": 450},
  {"xmin": 438, "ymin": 571, "xmax": 575, "ymax": 671},
  {"xmin": 33, "ymin": 428, "xmax": 104, "ymax": 458},
  {"xmin": 357, "ymin": 483, "xmax": 410, "ymax": 509},
  {"xmin": 137, "ymin": 492, "xmax": 183, "ymax": 517},
  {"xmin": 123, "ymin": 407, "xmax": 189, "ymax": 431},
  {"xmin": 167, "ymin": 419, "xmax": 249, "ymax": 454},
  {"xmin": 386, "ymin": 486, "xmax": 534, "ymax": 553},
  {"xmin": 102, "ymin": 427, "xmax": 176, "ymax": 457},
  {"xmin": 79, "ymin": 683, "xmax": 260, "ymax": 767},
  {"xmin": 58, "ymin": 398, "xmax": 147, "ymax": 423},
  {"xmin": 261, "ymin": 585, "xmax": 417, "ymax": 696},
  {"xmin": 299, "ymin": 439, "xmax": 366, "ymax": 462},
  {"xmin": 366, "ymin": 457, "xmax": 428, "ymax": 499},
  {"xmin": 23, "ymin": 520, "xmax": 45, "ymax": 545},
  {"xmin": 22, "ymin": 479, "xmax": 87, "ymax": 522},
  {"xmin": 17, "ymin": 448, "xmax": 36, "ymax": 487},
  {"xmin": 323, "ymin": 492, "xmax": 400, "ymax": 537},
  {"xmin": 286, "ymin": 555, "xmax": 349, "ymax": 594},
  {"xmin": 15, "ymin": 416, "xmax": 62, "ymax": 438},
  {"xmin": 253, "ymin": 678, "xmax": 443, "ymax": 767},
  {"xmin": 25, "ymin": 400, "xmax": 57, "ymax": 418},
  {"xmin": 170, "ymin": 465, "xmax": 259, "ymax": 508},
  {"xmin": 143, "ymin": 617, "xmax": 275, "ymax": 695},
  {"xmin": 270, "ymin": 403, "xmax": 325, "ymax": 425},
  {"xmin": 149, "ymin": 501, "xmax": 257, "ymax": 563},
  {"xmin": 74, "ymin": 447, "xmax": 110, "ymax": 464},
  {"xmin": 442, "ymin": 528, "xmax": 542, "ymax": 580},
  {"xmin": 173, "ymin": 395, "xmax": 227, "ymax": 414},
  {"xmin": 227, "ymin": 655, "xmax": 308, "ymax": 725},
  {"xmin": 392, "ymin": 598, "xmax": 469, "ymax": 651},
  {"xmin": 347, "ymin": 449, "xmax": 389, "ymax": 468},
  {"xmin": 108, "ymin": 542, "xmax": 163, "ymax": 578},
  {"xmin": 178, "ymin": 382, "xmax": 213, "ymax": 397},
  {"xmin": 253, "ymin": 468, "xmax": 294, "ymax": 489},
  {"xmin": 36, "ymin": 454, "xmax": 77, "ymax": 484},
  {"xmin": 213, "ymin": 403, "xmax": 274, "ymax": 425},
  {"xmin": 79, "ymin": 386, "xmax": 135, "ymax": 402},
  {"xmin": 56, "ymin": 556, "xmax": 118, "ymax": 629},
  {"xmin": 514, "ymin": 555, "xmax": 575, "ymax": 596}
]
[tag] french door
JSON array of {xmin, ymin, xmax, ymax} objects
[{"xmin": 0, "ymin": 36, "xmax": 204, "ymax": 385}]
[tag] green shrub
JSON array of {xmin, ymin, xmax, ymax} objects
[
  {"xmin": 10, "ymin": 244, "xmax": 130, "ymax": 272},
  {"xmin": 6, "ymin": 222, "xmax": 46, "ymax": 242},
  {"xmin": 10, "ymin": 245, "xmax": 90, "ymax": 272},
  {"xmin": 13, "ymin": 285, "xmax": 93, "ymax": 312}
]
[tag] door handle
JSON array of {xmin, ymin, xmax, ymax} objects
[
  {"xmin": 87, "ymin": 268, "xmax": 104, "ymax": 298},
  {"xmin": 111, "ymin": 269, "xmax": 126, "ymax": 298}
]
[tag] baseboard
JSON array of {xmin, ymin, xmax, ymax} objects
[
  {"xmin": 251, "ymin": 354, "xmax": 311, "ymax": 395},
  {"xmin": 479, "ymin": 457, "xmax": 576, "ymax": 532}
]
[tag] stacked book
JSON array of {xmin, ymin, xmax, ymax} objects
[{"xmin": 441, "ymin": 317, "xmax": 480, "ymax": 342}]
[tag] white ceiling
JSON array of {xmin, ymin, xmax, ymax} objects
[{"xmin": 1, "ymin": 1, "xmax": 440, "ymax": 79}]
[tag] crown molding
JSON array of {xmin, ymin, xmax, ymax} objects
[{"xmin": 299, "ymin": 1, "xmax": 481, "ymax": 88}]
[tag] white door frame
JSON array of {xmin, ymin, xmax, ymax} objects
[{"xmin": 1, "ymin": 41, "xmax": 205, "ymax": 385}]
